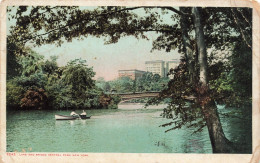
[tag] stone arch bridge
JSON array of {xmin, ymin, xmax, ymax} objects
[
  {"xmin": 108, "ymin": 91, "xmax": 196, "ymax": 103},
  {"xmin": 114, "ymin": 92, "xmax": 160, "ymax": 102}
]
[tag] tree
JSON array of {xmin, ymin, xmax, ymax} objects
[
  {"xmin": 42, "ymin": 55, "xmax": 58, "ymax": 78},
  {"xmin": 6, "ymin": 49, "xmax": 49, "ymax": 109},
  {"xmin": 15, "ymin": 50, "xmax": 48, "ymax": 90},
  {"xmin": 192, "ymin": 7, "xmax": 233, "ymax": 152},
  {"xmin": 136, "ymin": 72, "xmax": 167, "ymax": 92},
  {"xmin": 61, "ymin": 59, "xmax": 95, "ymax": 97},
  {"xmin": 6, "ymin": 80, "xmax": 24, "ymax": 109},
  {"xmin": 104, "ymin": 82, "xmax": 111, "ymax": 92},
  {"xmin": 109, "ymin": 76, "xmax": 134, "ymax": 93},
  {"xmin": 96, "ymin": 77, "xmax": 106, "ymax": 90},
  {"xmin": 96, "ymin": 77, "xmax": 111, "ymax": 92},
  {"xmin": 8, "ymin": 6, "xmax": 252, "ymax": 153},
  {"xmin": 6, "ymin": 36, "xmax": 23, "ymax": 80}
]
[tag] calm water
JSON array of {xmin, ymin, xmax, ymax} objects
[{"xmin": 6, "ymin": 105, "xmax": 251, "ymax": 153}]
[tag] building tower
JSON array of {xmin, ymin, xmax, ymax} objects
[{"xmin": 145, "ymin": 60, "xmax": 165, "ymax": 77}]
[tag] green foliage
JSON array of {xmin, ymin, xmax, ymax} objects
[
  {"xmin": 45, "ymin": 81, "xmax": 75, "ymax": 109},
  {"xmin": 136, "ymin": 72, "xmax": 169, "ymax": 92},
  {"xmin": 111, "ymin": 95, "xmax": 121, "ymax": 105},
  {"xmin": 231, "ymin": 42, "xmax": 252, "ymax": 99},
  {"xmin": 14, "ymin": 51, "xmax": 48, "ymax": 90},
  {"xmin": 96, "ymin": 77, "xmax": 111, "ymax": 92},
  {"xmin": 99, "ymin": 93, "xmax": 121, "ymax": 109},
  {"xmin": 16, "ymin": 72, "xmax": 48, "ymax": 90},
  {"xmin": 108, "ymin": 73, "xmax": 168, "ymax": 94},
  {"xmin": 61, "ymin": 59, "xmax": 95, "ymax": 97},
  {"xmin": 6, "ymin": 48, "xmax": 118, "ymax": 110},
  {"xmin": 109, "ymin": 76, "xmax": 134, "ymax": 93},
  {"xmin": 42, "ymin": 56, "xmax": 58, "ymax": 77},
  {"xmin": 19, "ymin": 50, "xmax": 44, "ymax": 76},
  {"xmin": 96, "ymin": 77, "xmax": 106, "ymax": 90},
  {"xmin": 104, "ymin": 82, "xmax": 111, "ymax": 92},
  {"xmin": 6, "ymin": 36, "xmax": 22, "ymax": 80},
  {"xmin": 209, "ymin": 41, "xmax": 252, "ymax": 107},
  {"xmin": 6, "ymin": 80, "xmax": 24, "ymax": 109}
]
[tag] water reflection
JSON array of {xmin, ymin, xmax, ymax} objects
[
  {"xmin": 55, "ymin": 120, "xmax": 70, "ymax": 126},
  {"xmin": 55, "ymin": 119, "xmax": 88, "ymax": 126},
  {"xmin": 70, "ymin": 120, "xmax": 75, "ymax": 126}
]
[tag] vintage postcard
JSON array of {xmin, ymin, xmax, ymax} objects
[{"xmin": 0, "ymin": 0, "xmax": 259, "ymax": 162}]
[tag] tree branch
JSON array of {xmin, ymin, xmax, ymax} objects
[
  {"xmin": 160, "ymin": 7, "xmax": 192, "ymax": 17},
  {"xmin": 231, "ymin": 8, "xmax": 252, "ymax": 49},
  {"xmin": 17, "ymin": 7, "xmax": 178, "ymax": 43}
]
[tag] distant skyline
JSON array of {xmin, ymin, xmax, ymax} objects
[{"xmin": 30, "ymin": 34, "xmax": 181, "ymax": 81}]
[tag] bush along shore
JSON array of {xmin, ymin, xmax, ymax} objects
[{"xmin": 7, "ymin": 50, "xmax": 121, "ymax": 110}]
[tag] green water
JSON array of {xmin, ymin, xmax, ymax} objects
[{"xmin": 6, "ymin": 106, "xmax": 251, "ymax": 153}]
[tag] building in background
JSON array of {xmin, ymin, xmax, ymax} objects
[
  {"xmin": 145, "ymin": 59, "xmax": 179, "ymax": 78},
  {"xmin": 118, "ymin": 69, "xmax": 146, "ymax": 80},
  {"xmin": 145, "ymin": 60, "xmax": 165, "ymax": 77},
  {"xmin": 118, "ymin": 60, "xmax": 179, "ymax": 80}
]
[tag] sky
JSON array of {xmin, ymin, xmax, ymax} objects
[
  {"xmin": 31, "ymin": 34, "xmax": 180, "ymax": 81},
  {"xmin": 7, "ymin": 7, "xmax": 181, "ymax": 81}
]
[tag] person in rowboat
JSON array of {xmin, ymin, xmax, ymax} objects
[
  {"xmin": 81, "ymin": 110, "xmax": 87, "ymax": 115},
  {"xmin": 70, "ymin": 110, "xmax": 78, "ymax": 116}
]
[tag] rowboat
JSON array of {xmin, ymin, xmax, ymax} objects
[
  {"xmin": 55, "ymin": 114, "xmax": 78, "ymax": 120},
  {"xmin": 55, "ymin": 114, "xmax": 91, "ymax": 120}
]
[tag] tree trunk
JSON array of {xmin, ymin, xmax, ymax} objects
[
  {"xmin": 180, "ymin": 7, "xmax": 195, "ymax": 83},
  {"xmin": 192, "ymin": 7, "xmax": 234, "ymax": 153},
  {"xmin": 192, "ymin": 7, "xmax": 208, "ymax": 85}
]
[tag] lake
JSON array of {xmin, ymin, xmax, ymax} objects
[{"xmin": 6, "ymin": 104, "xmax": 251, "ymax": 153}]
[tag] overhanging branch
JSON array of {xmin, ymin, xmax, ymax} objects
[
  {"xmin": 14, "ymin": 6, "xmax": 183, "ymax": 44},
  {"xmin": 160, "ymin": 7, "xmax": 192, "ymax": 17}
]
